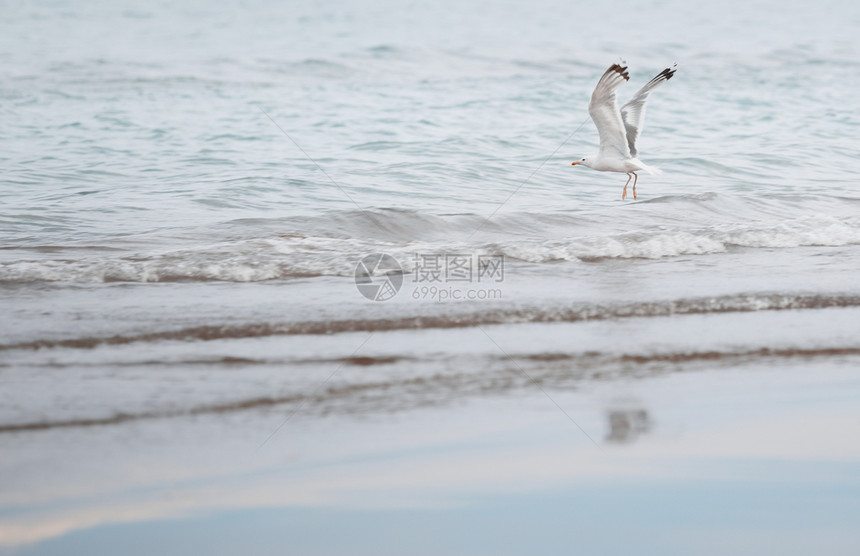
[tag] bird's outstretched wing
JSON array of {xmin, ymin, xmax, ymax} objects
[
  {"xmin": 588, "ymin": 62, "xmax": 631, "ymax": 161},
  {"xmin": 620, "ymin": 63, "xmax": 677, "ymax": 158}
]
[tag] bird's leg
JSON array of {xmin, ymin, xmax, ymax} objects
[
  {"xmin": 632, "ymin": 173, "xmax": 638, "ymax": 200},
  {"xmin": 622, "ymin": 173, "xmax": 632, "ymax": 200}
]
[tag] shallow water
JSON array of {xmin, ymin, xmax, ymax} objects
[{"xmin": 2, "ymin": 0, "xmax": 860, "ymax": 553}]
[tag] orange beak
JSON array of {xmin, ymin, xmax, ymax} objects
[{"xmin": 571, "ymin": 162, "xmax": 580, "ymax": 166}]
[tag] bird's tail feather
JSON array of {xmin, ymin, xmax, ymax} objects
[{"xmin": 640, "ymin": 163, "xmax": 662, "ymax": 175}]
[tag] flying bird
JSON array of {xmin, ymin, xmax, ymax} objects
[{"xmin": 571, "ymin": 62, "xmax": 676, "ymax": 200}]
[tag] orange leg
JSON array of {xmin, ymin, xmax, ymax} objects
[
  {"xmin": 622, "ymin": 173, "xmax": 632, "ymax": 200},
  {"xmin": 632, "ymin": 172, "xmax": 638, "ymax": 200}
]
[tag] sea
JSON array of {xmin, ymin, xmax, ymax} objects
[{"xmin": 2, "ymin": 0, "xmax": 860, "ymax": 554}]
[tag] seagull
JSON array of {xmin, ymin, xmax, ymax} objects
[{"xmin": 571, "ymin": 61, "xmax": 677, "ymax": 200}]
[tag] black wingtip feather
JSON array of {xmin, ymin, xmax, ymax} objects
[
  {"xmin": 647, "ymin": 65, "xmax": 677, "ymax": 86},
  {"xmin": 608, "ymin": 63, "xmax": 630, "ymax": 81},
  {"xmin": 662, "ymin": 63, "xmax": 678, "ymax": 80}
]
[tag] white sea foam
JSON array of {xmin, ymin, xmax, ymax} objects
[
  {"xmin": 2, "ymin": 212, "xmax": 858, "ymax": 282},
  {"xmin": 498, "ymin": 215, "xmax": 860, "ymax": 263}
]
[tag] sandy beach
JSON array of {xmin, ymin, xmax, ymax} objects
[{"xmin": 3, "ymin": 0, "xmax": 860, "ymax": 553}]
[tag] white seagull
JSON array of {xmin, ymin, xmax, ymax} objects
[{"xmin": 571, "ymin": 61, "xmax": 677, "ymax": 200}]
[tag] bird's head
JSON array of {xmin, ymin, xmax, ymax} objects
[{"xmin": 571, "ymin": 156, "xmax": 592, "ymax": 168}]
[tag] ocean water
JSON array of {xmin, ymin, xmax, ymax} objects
[{"xmin": 2, "ymin": 0, "xmax": 860, "ymax": 554}]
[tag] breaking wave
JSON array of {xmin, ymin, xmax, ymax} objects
[{"xmin": 1, "ymin": 195, "xmax": 859, "ymax": 283}]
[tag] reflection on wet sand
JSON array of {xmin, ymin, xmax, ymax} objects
[
  {"xmin": 2, "ymin": 355, "xmax": 860, "ymax": 553},
  {"xmin": 605, "ymin": 408, "xmax": 651, "ymax": 443},
  {"xmin": 3, "ymin": 344, "xmax": 857, "ymax": 434}
]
